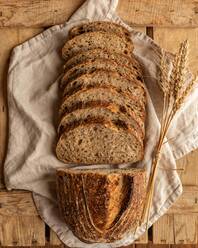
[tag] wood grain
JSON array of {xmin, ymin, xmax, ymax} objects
[
  {"xmin": 49, "ymin": 229, "xmax": 62, "ymax": 246},
  {"xmin": 0, "ymin": 215, "xmax": 45, "ymax": 246},
  {"xmin": 117, "ymin": 0, "xmax": 198, "ymax": 27},
  {"xmin": 168, "ymin": 186, "xmax": 198, "ymax": 214},
  {"xmin": 173, "ymin": 214, "xmax": 197, "ymax": 244},
  {"xmin": 0, "ymin": 0, "xmax": 84, "ymax": 27},
  {"xmin": 0, "ymin": 191, "xmax": 37, "ymax": 215},
  {"xmin": 1, "ymin": 1, "xmax": 198, "ymax": 27},
  {"xmin": 153, "ymin": 214, "xmax": 174, "ymax": 244}
]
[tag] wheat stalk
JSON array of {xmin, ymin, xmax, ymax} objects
[{"xmin": 141, "ymin": 40, "xmax": 198, "ymax": 230}]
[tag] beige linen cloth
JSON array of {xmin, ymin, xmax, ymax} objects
[{"xmin": 4, "ymin": 0, "xmax": 198, "ymax": 247}]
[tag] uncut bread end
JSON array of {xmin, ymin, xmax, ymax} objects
[
  {"xmin": 56, "ymin": 167, "xmax": 146, "ymax": 242},
  {"xmin": 62, "ymin": 31, "xmax": 133, "ymax": 61},
  {"xmin": 56, "ymin": 123, "xmax": 144, "ymax": 165}
]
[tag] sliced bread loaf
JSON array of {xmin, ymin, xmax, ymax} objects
[
  {"xmin": 57, "ymin": 106, "xmax": 144, "ymax": 139},
  {"xmin": 60, "ymin": 58, "xmax": 143, "ymax": 89},
  {"xmin": 63, "ymin": 48, "xmax": 142, "ymax": 74},
  {"xmin": 59, "ymin": 87, "xmax": 146, "ymax": 122},
  {"xmin": 62, "ymin": 31, "xmax": 133, "ymax": 61},
  {"xmin": 68, "ymin": 21, "xmax": 131, "ymax": 40},
  {"xmin": 56, "ymin": 122, "xmax": 144, "ymax": 165},
  {"xmin": 62, "ymin": 70, "xmax": 146, "ymax": 102},
  {"xmin": 56, "ymin": 168, "xmax": 146, "ymax": 242}
]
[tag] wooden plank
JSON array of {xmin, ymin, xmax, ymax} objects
[
  {"xmin": 49, "ymin": 229, "xmax": 62, "ymax": 246},
  {"xmin": 0, "ymin": 0, "xmax": 84, "ymax": 27},
  {"xmin": 168, "ymin": 186, "xmax": 198, "ymax": 214},
  {"xmin": 0, "ymin": 27, "xmax": 43, "ymax": 188},
  {"xmin": 154, "ymin": 27, "xmax": 198, "ymax": 75},
  {"xmin": 0, "ymin": 215, "xmax": 45, "ymax": 246},
  {"xmin": 134, "ymin": 231, "xmax": 148, "ymax": 244},
  {"xmin": 153, "ymin": 214, "xmax": 174, "ymax": 244},
  {"xmin": 173, "ymin": 214, "xmax": 197, "ymax": 244},
  {"xmin": 0, "ymin": 191, "xmax": 45, "ymax": 246},
  {"xmin": 0, "ymin": 191, "xmax": 37, "ymax": 215},
  {"xmin": 117, "ymin": 0, "xmax": 198, "ymax": 27},
  {"xmin": 0, "ymin": 1, "xmax": 198, "ymax": 27}
]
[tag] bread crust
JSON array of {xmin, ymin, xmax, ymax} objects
[
  {"xmin": 60, "ymin": 58, "xmax": 143, "ymax": 89},
  {"xmin": 62, "ymin": 31, "xmax": 133, "ymax": 61},
  {"xmin": 68, "ymin": 21, "xmax": 131, "ymax": 40},
  {"xmin": 59, "ymin": 87, "xmax": 146, "ymax": 125},
  {"xmin": 63, "ymin": 48, "xmax": 142, "ymax": 75},
  {"xmin": 56, "ymin": 168, "xmax": 146, "ymax": 242}
]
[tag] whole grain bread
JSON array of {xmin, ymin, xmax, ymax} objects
[
  {"xmin": 63, "ymin": 49, "xmax": 142, "ymax": 74},
  {"xmin": 68, "ymin": 21, "xmax": 131, "ymax": 40},
  {"xmin": 59, "ymin": 87, "xmax": 146, "ymax": 123},
  {"xmin": 57, "ymin": 106, "xmax": 145, "ymax": 140},
  {"xmin": 60, "ymin": 58, "xmax": 143, "ymax": 89},
  {"xmin": 62, "ymin": 70, "xmax": 146, "ymax": 103},
  {"xmin": 62, "ymin": 31, "xmax": 133, "ymax": 61},
  {"xmin": 56, "ymin": 122, "xmax": 143, "ymax": 165},
  {"xmin": 56, "ymin": 168, "xmax": 146, "ymax": 243}
]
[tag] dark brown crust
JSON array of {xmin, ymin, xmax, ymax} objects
[
  {"xmin": 68, "ymin": 21, "xmax": 131, "ymax": 40},
  {"xmin": 57, "ymin": 101, "xmax": 145, "ymax": 140},
  {"xmin": 60, "ymin": 58, "xmax": 144, "ymax": 89},
  {"xmin": 63, "ymin": 48, "xmax": 142, "ymax": 74},
  {"xmin": 60, "ymin": 85, "xmax": 145, "ymax": 117},
  {"xmin": 62, "ymin": 80, "xmax": 145, "ymax": 103},
  {"xmin": 62, "ymin": 31, "xmax": 133, "ymax": 61},
  {"xmin": 56, "ymin": 168, "xmax": 146, "ymax": 243},
  {"xmin": 62, "ymin": 69, "xmax": 146, "ymax": 99},
  {"xmin": 57, "ymin": 116, "xmax": 141, "ymax": 143}
]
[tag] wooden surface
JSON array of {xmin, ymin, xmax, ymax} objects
[
  {"xmin": 1, "ymin": 0, "xmax": 198, "ymax": 27},
  {"xmin": 0, "ymin": 0, "xmax": 198, "ymax": 247}
]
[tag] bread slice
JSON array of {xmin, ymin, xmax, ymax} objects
[
  {"xmin": 68, "ymin": 21, "xmax": 131, "ymax": 40},
  {"xmin": 63, "ymin": 48, "xmax": 142, "ymax": 74},
  {"xmin": 62, "ymin": 31, "xmax": 133, "ymax": 61},
  {"xmin": 56, "ymin": 168, "xmax": 146, "ymax": 242},
  {"xmin": 56, "ymin": 122, "xmax": 144, "ymax": 165},
  {"xmin": 60, "ymin": 58, "xmax": 143, "ymax": 89},
  {"xmin": 62, "ymin": 70, "xmax": 146, "ymax": 103},
  {"xmin": 59, "ymin": 87, "xmax": 146, "ymax": 122},
  {"xmin": 57, "ymin": 106, "xmax": 145, "ymax": 140}
]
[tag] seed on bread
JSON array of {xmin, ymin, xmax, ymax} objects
[
  {"xmin": 62, "ymin": 31, "xmax": 133, "ymax": 61},
  {"xmin": 68, "ymin": 21, "xmax": 131, "ymax": 41}
]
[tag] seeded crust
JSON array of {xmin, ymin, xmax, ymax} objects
[
  {"xmin": 63, "ymin": 49, "xmax": 142, "ymax": 74},
  {"xmin": 60, "ymin": 58, "xmax": 143, "ymax": 89},
  {"xmin": 56, "ymin": 168, "xmax": 146, "ymax": 242},
  {"xmin": 68, "ymin": 21, "xmax": 131, "ymax": 40},
  {"xmin": 62, "ymin": 70, "xmax": 146, "ymax": 103},
  {"xmin": 59, "ymin": 87, "xmax": 146, "ymax": 124},
  {"xmin": 57, "ymin": 106, "xmax": 145, "ymax": 141},
  {"xmin": 62, "ymin": 31, "xmax": 133, "ymax": 61}
]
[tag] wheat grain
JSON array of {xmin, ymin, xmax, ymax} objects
[{"xmin": 141, "ymin": 39, "xmax": 198, "ymax": 232}]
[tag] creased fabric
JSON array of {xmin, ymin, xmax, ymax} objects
[{"xmin": 4, "ymin": 0, "xmax": 198, "ymax": 247}]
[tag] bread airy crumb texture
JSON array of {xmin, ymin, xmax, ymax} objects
[
  {"xmin": 56, "ymin": 21, "xmax": 147, "ymax": 166},
  {"xmin": 68, "ymin": 21, "xmax": 132, "ymax": 40},
  {"xmin": 56, "ymin": 123, "xmax": 144, "ymax": 165},
  {"xmin": 63, "ymin": 48, "xmax": 142, "ymax": 73},
  {"xmin": 57, "ymin": 106, "xmax": 144, "ymax": 139},
  {"xmin": 60, "ymin": 58, "xmax": 143, "ymax": 89},
  {"xmin": 56, "ymin": 167, "xmax": 146, "ymax": 243},
  {"xmin": 62, "ymin": 69, "xmax": 145, "ymax": 102},
  {"xmin": 62, "ymin": 31, "xmax": 133, "ymax": 61},
  {"xmin": 59, "ymin": 87, "xmax": 146, "ymax": 123}
]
